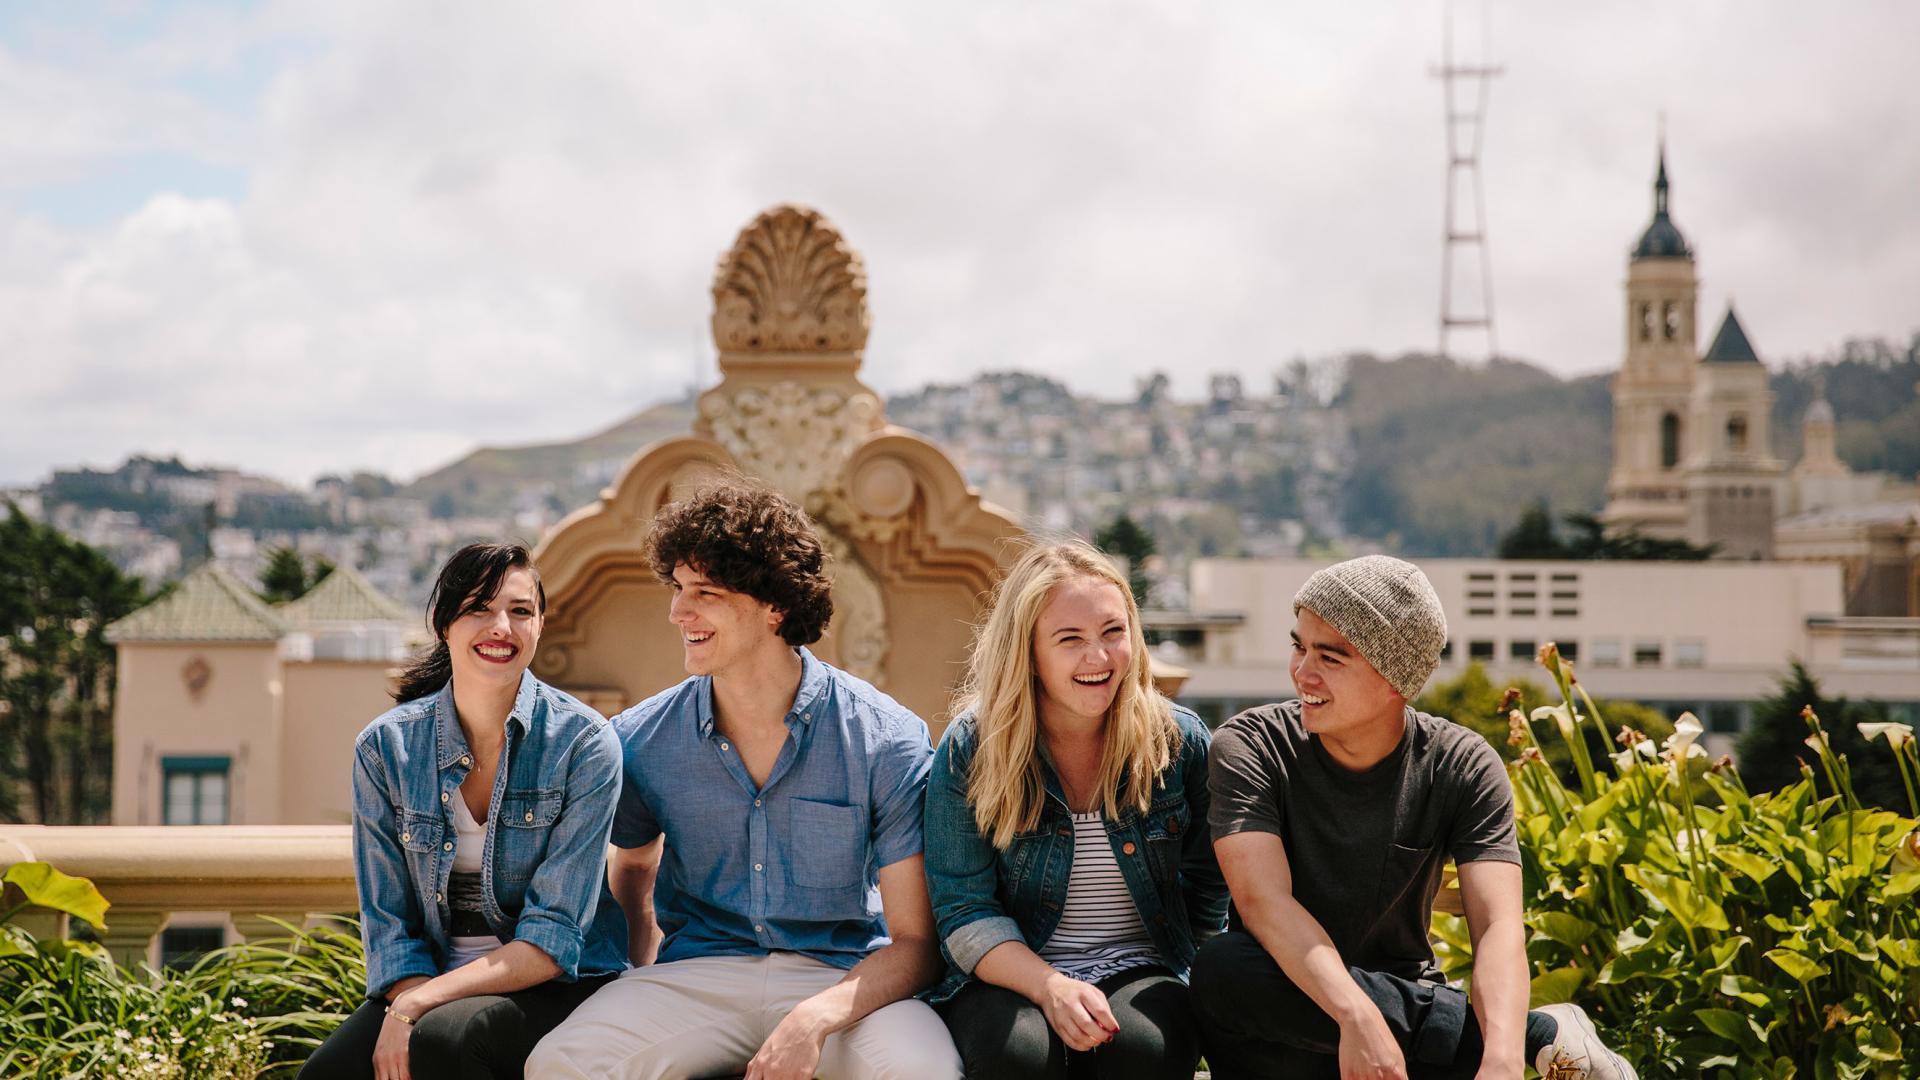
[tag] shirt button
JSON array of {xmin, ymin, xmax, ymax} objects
[
  {"xmin": 754, "ymin": 863, "xmax": 764, "ymax": 872},
  {"xmin": 754, "ymin": 924, "xmax": 763, "ymax": 933},
  {"xmin": 720, "ymin": 741, "xmax": 729, "ymax": 750},
  {"xmin": 1122, "ymin": 842, "xmax": 1137, "ymax": 855},
  {"xmin": 754, "ymin": 799, "xmax": 762, "ymax": 807},
  {"xmin": 460, "ymin": 755, "xmax": 471, "ymax": 766},
  {"xmin": 401, "ymin": 832, "xmax": 411, "ymax": 842},
  {"xmin": 435, "ymin": 892, "xmax": 443, "ymax": 903},
  {"xmin": 525, "ymin": 811, "xmax": 535, "ymax": 822},
  {"xmin": 803, "ymin": 713, "xmax": 810, "ymax": 720},
  {"xmin": 443, "ymin": 841, "xmax": 454, "ymax": 851}
]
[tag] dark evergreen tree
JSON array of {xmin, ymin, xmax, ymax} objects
[
  {"xmin": 1497, "ymin": 500, "xmax": 1567, "ymax": 559},
  {"xmin": 1094, "ymin": 514, "xmax": 1157, "ymax": 608},
  {"xmin": 0, "ymin": 505, "xmax": 146, "ymax": 822},
  {"xmin": 1735, "ymin": 662, "xmax": 1906, "ymax": 810},
  {"xmin": 258, "ymin": 547, "xmax": 333, "ymax": 603}
]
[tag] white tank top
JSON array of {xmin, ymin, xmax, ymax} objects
[{"xmin": 445, "ymin": 792, "xmax": 501, "ymax": 969}]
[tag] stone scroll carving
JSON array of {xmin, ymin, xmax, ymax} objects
[
  {"xmin": 701, "ymin": 382, "xmax": 880, "ymax": 503},
  {"xmin": 821, "ymin": 531, "xmax": 889, "ymax": 686},
  {"xmin": 711, "ymin": 205, "xmax": 870, "ymax": 354}
]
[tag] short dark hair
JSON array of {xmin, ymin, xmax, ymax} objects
[
  {"xmin": 393, "ymin": 542, "xmax": 546, "ymax": 703},
  {"xmin": 646, "ymin": 481, "xmax": 833, "ymax": 646}
]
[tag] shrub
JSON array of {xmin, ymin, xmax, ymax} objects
[
  {"xmin": 1431, "ymin": 647, "xmax": 1920, "ymax": 1078},
  {"xmin": 0, "ymin": 863, "xmax": 362, "ymax": 1079}
]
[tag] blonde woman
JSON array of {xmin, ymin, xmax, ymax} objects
[{"xmin": 923, "ymin": 542, "xmax": 1228, "ymax": 1080}]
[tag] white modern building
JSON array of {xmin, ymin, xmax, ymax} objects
[{"xmin": 1155, "ymin": 557, "xmax": 1920, "ymax": 749}]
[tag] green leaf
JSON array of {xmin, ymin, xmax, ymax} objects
[
  {"xmin": 1717, "ymin": 973, "xmax": 1772, "ymax": 1008},
  {"xmin": 1527, "ymin": 965, "xmax": 1584, "ymax": 1008},
  {"xmin": 1876, "ymin": 933, "xmax": 1920, "ymax": 968},
  {"xmin": 1764, "ymin": 947, "xmax": 1827, "ymax": 984},
  {"xmin": 1886, "ymin": 869, "xmax": 1920, "ymax": 899},
  {"xmin": 1, "ymin": 862, "xmax": 109, "ymax": 930},
  {"xmin": 1528, "ymin": 911, "xmax": 1597, "ymax": 947},
  {"xmin": 1696, "ymin": 1007, "xmax": 1767, "ymax": 1052},
  {"xmin": 1629, "ymin": 866, "xmax": 1730, "ymax": 931},
  {"xmin": 1714, "ymin": 847, "xmax": 1777, "ymax": 884}
]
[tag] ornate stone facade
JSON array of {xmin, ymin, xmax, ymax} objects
[{"xmin": 533, "ymin": 205, "xmax": 1022, "ymax": 728}]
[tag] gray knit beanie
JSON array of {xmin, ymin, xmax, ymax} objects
[{"xmin": 1291, "ymin": 555, "xmax": 1447, "ymax": 700}]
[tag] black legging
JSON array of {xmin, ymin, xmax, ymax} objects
[
  {"xmin": 936, "ymin": 965, "xmax": 1199, "ymax": 1080},
  {"xmin": 295, "ymin": 974, "xmax": 612, "ymax": 1079}
]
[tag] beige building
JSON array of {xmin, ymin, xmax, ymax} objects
[
  {"xmin": 1156, "ymin": 557, "xmax": 1920, "ymax": 755},
  {"xmin": 105, "ymin": 564, "xmax": 414, "ymax": 828},
  {"xmin": 1601, "ymin": 145, "xmax": 1919, "ymax": 603}
]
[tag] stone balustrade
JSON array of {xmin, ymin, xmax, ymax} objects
[
  {"xmin": 0, "ymin": 825, "xmax": 355, "ymax": 967},
  {"xmin": 0, "ymin": 824, "xmax": 1465, "ymax": 970}
]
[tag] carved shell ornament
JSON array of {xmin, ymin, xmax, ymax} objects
[
  {"xmin": 701, "ymin": 383, "xmax": 880, "ymax": 502},
  {"xmin": 712, "ymin": 205, "xmax": 871, "ymax": 354}
]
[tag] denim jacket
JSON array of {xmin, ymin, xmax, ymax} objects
[
  {"xmin": 922, "ymin": 704, "xmax": 1228, "ymax": 1003},
  {"xmin": 351, "ymin": 671, "xmax": 628, "ymax": 996}
]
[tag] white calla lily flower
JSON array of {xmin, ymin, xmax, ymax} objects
[{"xmin": 1859, "ymin": 721, "xmax": 1915, "ymax": 748}]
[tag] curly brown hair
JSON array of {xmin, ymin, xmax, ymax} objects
[{"xmin": 646, "ymin": 480, "xmax": 834, "ymax": 646}]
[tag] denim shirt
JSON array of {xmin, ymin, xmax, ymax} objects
[
  {"xmin": 610, "ymin": 647, "xmax": 933, "ymax": 970},
  {"xmin": 351, "ymin": 671, "xmax": 628, "ymax": 996},
  {"xmin": 922, "ymin": 704, "xmax": 1228, "ymax": 1003}
]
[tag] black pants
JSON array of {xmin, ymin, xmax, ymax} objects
[
  {"xmin": 1192, "ymin": 931, "xmax": 1535, "ymax": 1080},
  {"xmin": 296, "ymin": 975, "xmax": 613, "ymax": 1080},
  {"xmin": 936, "ymin": 965, "xmax": 1200, "ymax": 1080}
]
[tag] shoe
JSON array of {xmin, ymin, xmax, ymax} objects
[{"xmin": 1532, "ymin": 1003, "xmax": 1636, "ymax": 1080}]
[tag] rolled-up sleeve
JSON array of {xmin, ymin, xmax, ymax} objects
[
  {"xmin": 922, "ymin": 724, "xmax": 1023, "ymax": 974},
  {"xmin": 351, "ymin": 741, "xmax": 438, "ymax": 997},
  {"xmin": 511, "ymin": 720, "xmax": 622, "ymax": 980}
]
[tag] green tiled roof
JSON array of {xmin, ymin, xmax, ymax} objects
[
  {"xmin": 106, "ymin": 564, "xmax": 289, "ymax": 643},
  {"xmin": 279, "ymin": 565, "xmax": 410, "ymax": 626}
]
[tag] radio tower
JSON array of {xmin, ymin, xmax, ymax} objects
[{"xmin": 1432, "ymin": 0, "xmax": 1502, "ymax": 362}]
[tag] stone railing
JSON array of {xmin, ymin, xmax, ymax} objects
[
  {"xmin": 0, "ymin": 825, "xmax": 354, "ymax": 967},
  {"xmin": 0, "ymin": 824, "xmax": 1465, "ymax": 969}
]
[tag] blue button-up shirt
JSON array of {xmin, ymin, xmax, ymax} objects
[
  {"xmin": 611, "ymin": 647, "xmax": 932, "ymax": 970},
  {"xmin": 351, "ymin": 671, "xmax": 629, "ymax": 996}
]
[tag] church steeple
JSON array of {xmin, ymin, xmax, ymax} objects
[{"xmin": 1633, "ymin": 141, "xmax": 1692, "ymax": 260}]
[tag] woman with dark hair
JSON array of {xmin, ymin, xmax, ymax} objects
[{"xmin": 300, "ymin": 543, "xmax": 627, "ymax": 1080}]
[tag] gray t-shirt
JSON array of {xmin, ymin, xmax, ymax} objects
[{"xmin": 1208, "ymin": 700, "xmax": 1519, "ymax": 981}]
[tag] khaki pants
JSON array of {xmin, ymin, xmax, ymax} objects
[{"xmin": 525, "ymin": 951, "xmax": 962, "ymax": 1080}]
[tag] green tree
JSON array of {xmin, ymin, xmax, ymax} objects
[
  {"xmin": 1734, "ymin": 661, "xmax": 1907, "ymax": 810},
  {"xmin": 1496, "ymin": 500, "xmax": 1567, "ymax": 559},
  {"xmin": 0, "ymin": 505, "xmax": 146, "ymax": 823},
  {"xmin": 258, "ymin": 547, "xmax": 334, "ymax": 604},
  {"xmin": 1093, "ymin": 513, "xmax": 1156, "ymax": 607}
]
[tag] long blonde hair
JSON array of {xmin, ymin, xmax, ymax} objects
[{"xmin": 956, "ymin": 541, "xmax": 1179, "ymax": 849}]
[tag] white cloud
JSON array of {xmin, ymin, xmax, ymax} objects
[{"xmin": 1, "ymin": 0, "xmax": 1915, "ymax": 487}]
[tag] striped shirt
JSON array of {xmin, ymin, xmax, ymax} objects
[{"xmin": 1037, "ymin": 812, "xmax": 1159, "ymax": 982}]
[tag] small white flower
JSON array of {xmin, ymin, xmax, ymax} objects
[
  {"xmin": 231, "ymin": 996, "xmax": 248, "ymax": 1008},
  {"xmin": 1531, "ymin": 704, "xmax": 1580, "ymax": 741},
  {"xmin": 1860, "ymin": 721, "xmax": 1915, "ymax": 748}
]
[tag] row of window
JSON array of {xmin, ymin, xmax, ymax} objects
[
  {"xmin": 1441, "ymin": 637, "xmax": 1706, "ymax": 668},
  {"xmin": 1463, "ymin": 570, "xmax": 1581, "ymax": 619}
]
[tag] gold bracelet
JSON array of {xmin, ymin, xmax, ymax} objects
[{"xmin": 384, "ymin": 1005, "xmax": 418, "ymax": 1026}]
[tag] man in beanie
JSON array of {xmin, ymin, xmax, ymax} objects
[{"xmin": 1190, "ymin": 556, "xmax": 1633, "ymax": 1079}]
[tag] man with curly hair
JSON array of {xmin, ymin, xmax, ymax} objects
[{"xmin": 529, "ymin": 480, "xmax": 961, "ymax": 1080}]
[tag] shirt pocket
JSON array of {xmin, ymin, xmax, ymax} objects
[
  {"xmin": 496, "ymin": 789, "xmax": 564, "ymax": 881},
  {"xmin": 787, "ymin": 798, "xmax": 869, "ymax": 891},
  {"xmin": 1143, "ymin": 797, "xmax": 1192, "ymax": 874},
  {"xmin": 1374, "ymin": 841, "xmax": 1436, "ymax": 914},
  {"xmin": 397, "ymin": 810, "xmax": 444, "ymax": 901}
]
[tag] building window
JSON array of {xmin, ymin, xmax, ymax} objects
[
  {"xmin": 1706, "ymin": 702, "xmax": 1744, "ymax": 734},
  {"xmin": 162, "ymin": 756, "xmax": 230, "ymax": 825},
  {"xmin": 160, "ymin": 926, "xmax": 226, "ymax": 970},
  {"xmin": 1468, "ymin": 607, "xmax": 1495, "ymax": 618},
  {"xmin": 1726, "ymin": 414, "xmax": 1749, "ymax": 453},
  {"xmin": 1674, "ymin": 639, "xmax": 1705, "ymax": 667},
  {"xmin": 1661, "ymin": 412, "xmax": 1681, "ymax": 469},
  {"xmin": 1557, "ymin": 640, "xmax": 1580, "ymax": 662},
  {"xmin": 1468, "ymin": 640, "xmax": 1495, "ymax": 662},
  {"xmin": 1509, "ymin": 639, "xmax": 1536, "ymax": 662},
  {"xmin": 1440, "ymin": 640, "xmax": 1454, "ymax": 661},
  {"xmin": 1591, "ymin": 639, "xmax": 1622, "ymax": 667},
  {"xmin": 1633, "ymin": 641, "xmax": 1664, "ymax": 668},
  {"xmin": 1638, "ymin": 302, "xmax": 1653, "ymax": 341},
  {"xmin": 1663, "ymin": 301, "xmax": 1680, "ymax": 340}
]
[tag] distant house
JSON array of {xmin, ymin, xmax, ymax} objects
[{"xmin": 105, "ymin": 563, "xmax": 417, "ymax": 827}]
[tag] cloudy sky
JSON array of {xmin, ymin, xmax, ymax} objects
[{"xmin": 2, "ymin": 0, "xmax": 1915, "ymax": 487}]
